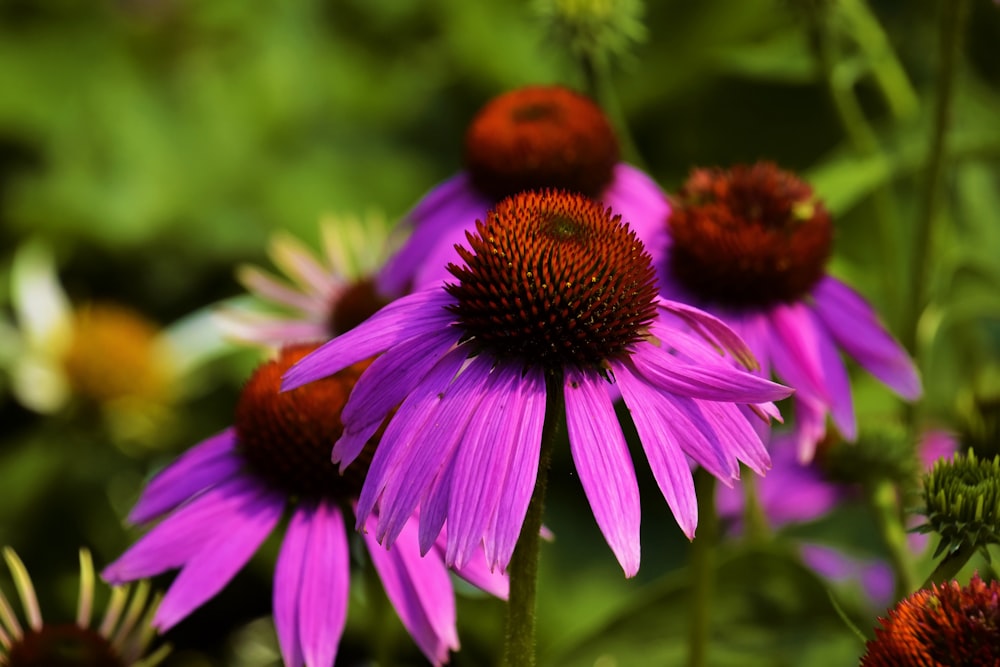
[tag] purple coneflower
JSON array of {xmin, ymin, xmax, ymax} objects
[
  {"xmin": 103, "ymin": 345, "xmax": 505, "ymax": 667},
  {"xmin": 284, "ymin": 190, "xmax": 793, "ymax": 577},
  {"xmin": 217, "ymin": 213, "xmax": 392, "ymax": 347},
  {"xmin": 652, "ymin": 162, "xmax": 921, "ymax": 461},
  {"xmin": 0, "ymin": 547, "xmax": 169, "ymax": 667},
  {"xmin": 377, "ymin": 85, "xmax": 670, "ymax": 295}
]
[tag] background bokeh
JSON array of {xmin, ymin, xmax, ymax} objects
[{"xmin": 1, "ymin": 0, "xmax": 999, "ymax": 665}]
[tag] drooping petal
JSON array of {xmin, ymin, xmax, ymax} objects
[
  {"xmin": 332, "ymin": 327, "xmax": 459, "ymax": 467},
  {"xmin": 297, "ymin": 500, "xmax": 351, "ymax": 667},
  {"xmin": 377, "ymin": 174, "xmax": 493, "ymax": 296},
  {"xmin": 418, "ymin": 452, "xmax": 457, "ymax": 556},
  {"xmin": 236, "ymin": 265, "xmax": 321, "ymax": 313},
  {"xmin": 442, "ymin": 531, "xmax": 510, "ymax": 599},
  {"xmin": 811, "ymin": 276, "xmax": 921, "ymax": 400},
  {"xmin": 214, "ymin": 310, "xmax": 328, "ymax": 347},
  {"xmin": 793, "ymin": 393, "xmax": 830, "ymax": 463},
  {"xmin": 153, "ymin": 487, "xmax": 284, "ymax": 630},
  {"xmin": 447, "ymin": 363, "xmax": 529, "ymax": 569},
  {"xmin": 601, "ymin": 163, "xmax": 671, "ymax": 247},
  {"xmin": 376, "ymin": 355, "xmax": 491, "ymax": 552},
  {"xmin": 696, "ymin": 399, "xmax": 771, "ymax": 476},
  {"xmin": 564, "ymin": 369, "xmax": 641, "ymax": 577},
  {"xmin": 484, "ymin": 366, "xmax": 546, "ymax": 571},
  {"xmin": 128, "ymin": 429, "xmax": 241, "ymax": 524},
  {"xmin": 657, "ymin": 298, "xmax": 758, "ymax": 369},
  {"xmin": 104, "ymin": 476, "xmax": 265, "ymax": 583},
  {"xmin": 268, "ymin": 231, "xmax": 341, "ymax": 298},
  {"xmin": 282, "ymin": 290, "xmax": 455, "ymax": 390},
  {"xmin": 273, "ymin": 504, "xmax": 311, "ymax": 667},
  {"xmin": 769, "ymin": 302, "xmax": 832, "ymax": 407},
  {"xmin": 614, "ymin": 362, "xmax": 699, "ymax": 539},
  {"xmin": 810, "ymin": 306, "xmax": 856, "ymax": 440},
  {"xmin": 630, "ymin": 340, "xmax": 792, "ymax": 404},
  {"xmin": 364, "ymin": 514, "xmax": 458, "ymax": 666}
]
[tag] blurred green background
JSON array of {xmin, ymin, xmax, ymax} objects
[{"xmin": 1, "ymin": 0, "xmax": 999, "ymax": 665}]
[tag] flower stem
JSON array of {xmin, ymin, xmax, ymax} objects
[
  {"xmin": 922, "ymin": 542, "xmax": 978, "ymax": 588},
  {"xmin": 501, "ymin": 373, "xmax": 563, "ymax": 667},
  {"xmin": 866, "ymin": 479, "xmax": 918, "ymax": 600},
  {"xmin": 740, "ymin": 467, "xmax": 771, "ymax": 545},
  {"xmin": 901, "ymin": 0, "xmax": 970, "ymax": 355},
  {"xmin": 687, "ymin": 469, "xmax": 717, "ymax": 667}
]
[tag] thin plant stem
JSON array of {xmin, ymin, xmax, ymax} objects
[
  {"xmin": 901, "ymin": 0, "xmax": 970, "ymax": 355},
  {"xmin": 687, "ymin": 469, "xmax": 718, "ymax": 667},
  {"xmin": 922, "ymin": 542, "xmax": 978, "ymax": 588},
  {"xmin": 740, "ymin": 468, "xmax": 771, "ymax": 545},
  {"xmin": 501, "ymin": 373, "xmax": 563, "ymax": 667},
  {"xmin": 866, "ymin": 479, "xmax": 918, "ymax": 600}
]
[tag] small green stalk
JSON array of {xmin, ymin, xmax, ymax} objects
[
  {"xmin": 501, "ymin": 374, "xmax": 563, "ymax": 667},
  {"xmin": 687, "ymin": 469, "xmax": 718, "ymax": 667}
]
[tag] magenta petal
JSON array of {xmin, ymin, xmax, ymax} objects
[
  {"xmin": 418, "ymin": 453, "xmax": 456, "ymax": 556},
  {"xmin": 104, "ymin": 475, "xmax": 263, "ymax": 583},
  {"xmin": 332, "ymin": 327, "xmax": 458, "ymax": 467},
  {"xmin": 153, "ymin": 487, "xmax": 284, "ymax": 630},
  {"xmin": 770, "ymin": 302, "xmax": 832, "ymax": 404},
  {"xmin": 273, "ymin": 504, "xmax": 310, "ymax": 667},
  {"xmin": 484, "ymin": 366, "xmax": 545, "ymax": 571},
  {"xmin": 354, "ymin": 346, "xmax": 470, "ymax": 531},
  {"xmin": 615, "ymin": 363, "xmax": 698, "ymax": 538},
  {"xmin": 810, "ymin": 307, "xmax": 856, "ymax": 440},
  {"xmin": 630, "ymin": 341, "xmax": 792, "ymax": 404},
  {"xmin": 696, "ymin": 399, "xmax": 771, "ymax": 476},
  {"xmin": 446, "ymin": 363, "xmax": 526, "ymax": 569},
  {"xmin": 128, "ymin": 429, "xmax": 241, "ymax": 524},
  {"xmin": 443, "ymin": 530, "xmax": 510, "ymax": 599},
  {"xmin": 657, "ymin": 298, "xmax": 758, "ymax": 369},
  {"xmin": 365, "ymin": 515, "xmax": 458, "ymax": 666},
  {"xmin": 297, "ymin": 500, "xmax": 351, "ymax": 667},
  {"xmin": 377, "ymin": 174, "xmax": 493, "ymax": 296},
  {"xmin": 564, "ymin": 369, "xmax": 641, "ymax": 577},
  {"xmin": 811, "ymin": 276, "xmax": 922, "ymax": 400},
  {"xmin": 601, "ymin": 163, "xmax": 671, "ymax": 247},
  {"xmin": 282, "ymin": 290, "xmax": 455, "ymax": 390}
]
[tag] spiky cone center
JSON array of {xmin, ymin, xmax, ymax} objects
[
  {"xmin": 61, "ymin": 303, "xmax": 172, "ymax": 407},
  {"xmin": 463, "ymin": 85, "xmax": 620, "ymax": 200},
  {"xmin": 916, "ymin": 450, "xmax": 1000, "ymax": 557},
  {"xmin": 667, "ymin": 162, "xmax": 832, "ymax": 309},
  {"xmin": 860, "ymin": 574, "xmax": 1000, "ymax": 666},
  {"xmin": 235, "ymin": 344, "xmax": 375, "ymax": 503},
  {"xmin": 328, "ymin": 277, "xmax": 390, "ymax": 336},
  {"xmin": 445, "ymin": 190, "xmax": 658, "ymax": 373},
  {"xmin": 6, "ymin": 625, "xmax": 123, "ymax": 667}
]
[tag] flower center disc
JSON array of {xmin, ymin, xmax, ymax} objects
[
  {"xmin": 463, "ymin": 85, "xmax": 619, "ymax": 200},
  {"xmin": 6, "ymin": 624, "xmax": 123, "ymax": 667},
  {"xmin": 667, "ymin": 162, "xmax": 833, "ymax": 308},
  {"xmin": 234, "ymin": 344, "xmax": 373, "ymax": 502},
  {"xmin": 328, "ymin": 277, "xmax": 390, "ymax": 336},
  {"xmin": 446, "ymin": 190, "xmax": 658, "ymax": 371}
]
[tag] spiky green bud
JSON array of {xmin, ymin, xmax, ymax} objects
[
  {"xmin": 819, "ymin": 425, "xmax": 920, "ymax": 492},
  {"xmin": 533, "ymin": 0, "xmax": 647, "ymax": 68},
  {"xmin": 913, "ymin": 450, "xmax": 1000, "ymax": 558}
]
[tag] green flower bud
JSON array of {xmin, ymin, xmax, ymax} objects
[{"xmin": 533, "ymin": 0, "xmax": 647, "ymax": 68}]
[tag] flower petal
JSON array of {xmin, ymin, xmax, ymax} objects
[
  {"xmin": 377, "ymin": 174, "xmax": 493, "ymax": 296},
  {"xmin": 446, "ymin": 363, "xmax": 529, "ymax": 569},
  {"xmin": 630, "ymin": 340, "xmax": 792, "ymax": 404},
  {"xmin": 657, "ymin": 298, "xmax": 758, "ymax": 369},
  {"xmin": 273, "ymin": 504, "xmax": 310, "ymax": 667},
  {"xmin": 364, "ymin": 514, "xmax": 458, "ymax": 666},
  {"xmin": 811, "ymin": 276, "xmax": 922, "ymax": 400},
  {"xmin": 811, "ymin": 306, "xmax": 856, "ymax": 440},
  {"xmin": 601, "ymin": 163, "xmax": 671, "ymax": 248},
  {"xmin": 297, "ymin": 500, "xmax": 351, "ymax": 667},
  {"xmin": 770, "ymin": 302, "xmax": 832, "ymax": 406},
  {"xmin": 153, "ymin": 487, "xmax": 284, "ymax": 630},
  {"xmin": 104, "ymin": 476, "xmax": 263, "ymax": 582},
  {"xmin": 332, "ymin": 327, "xmax": 459, "ymax": 467},
  {"xmin": 484, "ymin": 366, "xmax": 546, "ymax": 571},
  {"xmin": 128, "ymin": 429, "xmax": 241, "ymax": 524},
  {"xmin": 282, "ymin": 289, "xmax": 455, "ymax": 391},
  {"xmin": 615, "ymin": 363, "xmax": 699, "ymax": 539},
  {"xmin": 564, "ymin": 369, "xmax": 641, "ymax": 577}
]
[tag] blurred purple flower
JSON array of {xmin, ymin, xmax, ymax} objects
[
  {"xmin": 377, "ymin": 85, "xmax": 669, "ymax": 295},
  {"xmin": 284, "ymin": 190, "xmax": 792, "ymax": 578},
  {"xmin": 652, "ymin": 163, "xmax": 920, "ymax": 461},
  {"xmin": 104, "ymin": 345, "xmax": 505, "ymax": 667}
]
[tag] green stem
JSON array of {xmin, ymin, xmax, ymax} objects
[
  {"xmin": 866, "ymin": 479, "xmax": 918, "ymax": 600},
  {"xmin": 901, "ymin": 0, "xmax": 970, "ymax": 355},
  {"xmin": 579, "ymin": 51, "xmax": 648, "ymax": 170},
  {"xmin": 740, "ymin": 468, "xmax": 771, "ymax": 545},
  {"xmin": 501, "ymin": 373, "xmax": 563, "ymax": 667},
  {"xmin": 687, "ymin": 469, "xmax": 718, "ymax": 667},
  {"xmin": 922, "ymin": 542, "xmax": 978, "ymax": 588}
]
